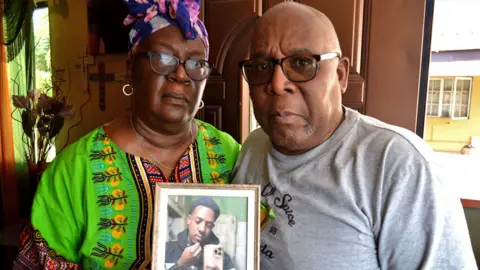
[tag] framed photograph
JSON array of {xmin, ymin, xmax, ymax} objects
[{"xmin": 152, "ymin": 183, "xmax": 261, "ymax": 270}]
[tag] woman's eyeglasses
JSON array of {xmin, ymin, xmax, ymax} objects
[
  {"xmin": 140, "ymin": 52, "xmax": 213, "ymax": 81},
  {"xmin": 239, "ymin": 52, "xmax": 340, "ymax": 85}
]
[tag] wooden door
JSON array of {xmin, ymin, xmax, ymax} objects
[
  {"xmin": 196, "ymin": 1, "xmax": 261, "ymax": 142},
  {"xmin": 296, "ymin": 0, "xmax": 368, "ymax": 112}
]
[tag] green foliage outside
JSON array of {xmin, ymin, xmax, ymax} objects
[{"xmin": 33, "ymin": 8, "xmax": 51, "ymax": 93}]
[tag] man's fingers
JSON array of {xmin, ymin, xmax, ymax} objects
[
  {"xmin": 193, "ymin": 246, "xmax": 202, "ymax": 257},
  {"xmin": 190, "ymin": 243, "xmax": 201, "ymax": 252}
]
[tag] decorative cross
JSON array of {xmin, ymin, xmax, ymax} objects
[
  {"xmin": 89, "ymin": 61, "xmax": 116, "ymax": 111},
  {"xmin": 75, "ymin": 47, "xmax": 95, "ymax": 93}
]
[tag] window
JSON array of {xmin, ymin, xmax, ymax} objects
[
  {"xmin": 426, "ymin": 77, "xmax": 472, "ymax": 119},
  {"xmin": 33, "ymin": 7, "xmax": 52, "ymax": 91}
]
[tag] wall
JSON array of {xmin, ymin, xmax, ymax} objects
[
  {"xmin": 424, "ymin": 76, "xmax": 480, "ymax": 152},
  {"xmin": 464, "ymin": 207, "xmax": 480, "ymax": 266},
  {"xmin": 48, "ymin": 0, "xmax": 131, "ymax": 149}
]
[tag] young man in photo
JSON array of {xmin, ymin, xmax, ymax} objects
[{"xmin": 165, "ymin": 197, "xmax": 235, "ymax": 270}]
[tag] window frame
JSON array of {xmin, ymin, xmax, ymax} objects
[
  {"xmin": 451, "ymin": 77, "xmax": 473, "ymax": 120},
  {"xmin": 426, "ymin": 77, "xmax": 473, "ymax": 119}
]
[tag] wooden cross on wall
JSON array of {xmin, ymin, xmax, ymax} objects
[
  {"xmin": 89, "ymin": 61, "xmax": 116, "ymax": 111},
  {"xmin": 76, "ymin": 48, "xmax": 116, "ymax": 111}
]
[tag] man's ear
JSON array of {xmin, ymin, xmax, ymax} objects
[
  {"xmin": 187, "ymin": 214, "xmax": 191, "ymax": 225},
  {"xmin": 337, "ymin": 57, "xmax": 350, "ymax": 94}
]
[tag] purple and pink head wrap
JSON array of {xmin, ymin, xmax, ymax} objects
[{"xmin": 123, "ymin": 0, "xmax": 209, "ymax": 58}]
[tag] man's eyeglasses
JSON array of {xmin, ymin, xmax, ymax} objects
[
  {"xmin": 239, "ymin": 52, "xmax": 341, "ymax": 85},
  {"xmin": 140, "ymin": 52, "xmax": 213, "ymax": 81}
]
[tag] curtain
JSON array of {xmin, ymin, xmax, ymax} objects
[
  {"xmin": 0, "ymin": 1, "xmax": 20, "ymax": 230},
  {"xmin": 3, "ymin": 0, "xmax": 35, "ymax": 92},
  {"xmin": 2, "ymin": 0, "xmax": 36, "ymax": 220}
]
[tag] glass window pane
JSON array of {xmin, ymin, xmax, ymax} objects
[
  {"xmin": 455, "ymin": 91, "xmax": 462, "ymax": 105},
  {"xmin": 444, "ymin": 79, "xmax": 453, "ymax": 91},
  {"xmin": 432, "ymin": 91, "xmax": 440, "ymax": 103},
  {"xmin": 460, "ymin": 79, "xmax": 464, "ymax": 91},
  {"xmin": 442, "ymin": 105, "xmax": 451, "ymax": 117},
  {"xmin": 426, "ymin": 105, "xmax": 433, "ymax": 116},
  {"xmin": 444, "ymin": 92, "xmax": 451, "ymax": 103},
  {"xmin": 462, "ymin": 92, "xmax": 469, "ymax": 104},
  {"xmin": 438, "ymin": 80, "xmax": 444, "ymax": 90},
  {"xmin": 431, "ymin": 80, "xmax": 439, "ymax": 90},
  {"xmin": 461, "ymin": 105, "xmax": 468, "ymax": 117},
  {"xmin": 431, "ymin": 105, "xmax": 439, "ymax": 116},
  {"xmin": 427, "ymin": 91, "xmax": 433, "ymax": 103},
  {"xmin": 465, "ymin": 80, "xmax": 472, "ymax": 90},
  {"xmin": 455, "ymin": 106, "xmax": 461, "ymax": 117},
  {"xmin": 33, "ymin": 8, "xmax": 52, "ymax": 91}
]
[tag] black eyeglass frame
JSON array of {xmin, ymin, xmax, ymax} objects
[
  {"xmin": 239, "ymin": 52, "xmax": 341, "ymax": 85},
  {"xmin": 138, "ymin": 51, "xmax": 214, "ymax": 81}
]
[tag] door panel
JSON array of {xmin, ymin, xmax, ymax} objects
[
  {"xmin": 263, "ymin": 0, "xmax": 286, "ymax": 12},
  {"xmin": 197, "ymin": 1, "xmax": 260, "ymax": 141},
  {"xmin": 297, "ymin": 0, "xmax": 368, "ymax": 112},
  {"xmin": 203, "ymin": 0, "xmax": 256, "ymax": 66}
]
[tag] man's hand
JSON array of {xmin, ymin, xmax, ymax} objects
[{"xmin": 177, "ymin": 242, "xmax": 202, "ymax": 266}]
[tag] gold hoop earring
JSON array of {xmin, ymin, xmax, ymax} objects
[
  {"xmin": 122, "ymin": 84, "xmax": 134, "ymax": 96},
  {"xmin": 199, "ymin": 100, "xmax": 204, "ymax": 109}
]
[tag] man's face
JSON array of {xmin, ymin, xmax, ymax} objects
[
  {"xmin": 187, "ymin": 206, "xmax": 216, "ymax": 245},
  {"xmin": 248, "ymin": 13, "xmax": 348, "ymax": 154}
]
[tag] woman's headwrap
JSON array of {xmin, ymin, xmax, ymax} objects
[{"xmin": 123, "ymin": 0, "xmax": 209, "ymax": 58}]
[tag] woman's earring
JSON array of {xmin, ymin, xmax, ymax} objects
[
  {"xmin": 199, "ymin": 100, "xmax": 204, "ymax": 109},
  {"xmin": 122, "ymin": 84, "xmax": 134, "ymax": 96}
]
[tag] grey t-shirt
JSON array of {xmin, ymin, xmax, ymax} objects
[{"xmin": 232, "ymin": 108, "xmax": 477, "ymax": 270}]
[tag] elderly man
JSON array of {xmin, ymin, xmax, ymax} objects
[{"xmin": 233, "ymin": 2, "xmax": 477, "ymax": 269}]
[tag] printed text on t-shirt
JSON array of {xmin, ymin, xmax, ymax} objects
[{"xmin": 261, "ymin": 183, "xmax": 296, "ymax": 227}]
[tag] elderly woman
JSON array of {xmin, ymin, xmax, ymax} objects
[{"xmin": 14, "ymin": 1, "xmax": 239, "ymax": 269}]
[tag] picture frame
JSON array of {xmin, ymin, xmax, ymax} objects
[{"xmin": 152, "ymin": 183, "xmax": 261, "ymax": 270}]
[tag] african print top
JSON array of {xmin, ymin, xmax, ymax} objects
[{"xmin": 14, "ymin": 120, "xmax": 240, "ymax": 269}]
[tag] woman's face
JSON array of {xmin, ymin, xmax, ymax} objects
[{"xmin": 131, "ymin": 25, "xmax": 208, "ymax": 126}]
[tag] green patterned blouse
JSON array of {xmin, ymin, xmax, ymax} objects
[{"xmin": 14, "ymin": 120, "xmax": 240, "ymax": 269}]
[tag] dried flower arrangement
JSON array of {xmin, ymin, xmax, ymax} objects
[{"xmin": 12, "ymin": 89, "xmax": 73, "ymax": 181}]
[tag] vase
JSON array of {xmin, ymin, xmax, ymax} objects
[{"xmin": 26, "ymin": 161, "xmax": 49, "ymax": 216}]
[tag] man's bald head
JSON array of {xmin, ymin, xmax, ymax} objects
[{"xmin": 252, "ymin": 2, "xmax": 342, "ymax": 57}]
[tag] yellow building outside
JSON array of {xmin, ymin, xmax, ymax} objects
[{"xmin": 425, "ymin": 76, "xmax": 480, "ymax": 153}]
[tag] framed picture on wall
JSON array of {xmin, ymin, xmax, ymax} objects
[{"xmin": 152, "ymin": 183, "xmax": 261, "ymax": 270}]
